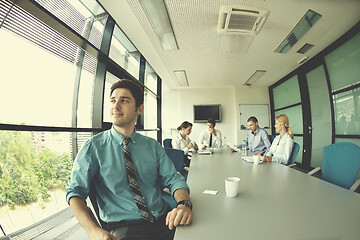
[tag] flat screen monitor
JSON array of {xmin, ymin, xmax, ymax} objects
[{"xmin": 194, "ymin": 105, "xmax": 222, "ymax": 123}]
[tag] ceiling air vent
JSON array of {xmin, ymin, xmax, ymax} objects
[
  {"xmin": 297, "ymin": 43, "xmax": 314, "ymax": 54},
  {"xmin": 217, "ymin": 5, "xmax": 269, "ymax": 35}
]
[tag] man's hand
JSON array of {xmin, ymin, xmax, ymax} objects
[
  {"xmin": 208, "ymin": 127, "xmax": 216, "ymax": 136},
  {"xmin": 263, "ymin": 156, "xmax": 272, "ymax": 162},
  {"xmin": 165, "ymin": 205, "xmax": 192, "ymax": 230},
  {"xmin": 229, "ymin": 147, "xmax": 236, "ymax": 152},
  {"xmin": 187, "ymin": 142, "xmax": 193, "ymax": 149},
  {"xmin": 201, "ymin": 144, "xmax": 207, "ymax": 150},
  {"xmin": 88, "ymin": 227, "xmax": 117, "ymax": 240}
]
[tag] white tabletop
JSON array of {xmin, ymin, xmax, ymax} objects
[{"xmin": 174, "ymin": 150, "xmax": 360, "ymax": 240}]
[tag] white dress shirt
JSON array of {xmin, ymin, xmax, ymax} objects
[
  {"xmin": 265, "ymin": 133, "xmax": 294, "ymax": 165},
  {"xmin": 172, "ymin": 133, "xmax": 195, "ymax": 155},
  {"xmin": 198, "ymin": 128, "xmax": 222, "ymax": 149}
]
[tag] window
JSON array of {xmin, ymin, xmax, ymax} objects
[
  {"xmin": 109, "ymin": 25, "xmax": 140, "ymax": 80},
  {"xmin": 0, "ymin": 0, "xmax": 162, "ymax": 236},
  {"xmin": 325, "ymin": 32, "xmax": 360, "ymax": 92},
  {"xmin": 144, "ymin": 90, "xmax": 158, "ymax": 129},
  {"xmin": 145, "ymin": 63, "xmax": 158, "ymax": 94},
  {"xmin": 326, "ymin": 31, "xmax": 360, "ymax": 138},
  {"xmin": 333, "ymin": 89, "xmax": 360, "ymax": 135}
]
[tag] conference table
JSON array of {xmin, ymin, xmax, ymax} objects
[{"xmin": 174, "ymin": 150, "xmax": 360, "ymax": 240}]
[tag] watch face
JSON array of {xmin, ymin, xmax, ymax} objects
[{"xmin": 178, "ymin": 200, "xmax": 192, "ymax": 210}]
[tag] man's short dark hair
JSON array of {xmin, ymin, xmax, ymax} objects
[
  {"xmin": 110, "ymin": 79, "xmax": 144, "ymax": 108},
  {"xmin": 247, "ymin": 116, "xmax": 258, "ymax": 123},
  {"xmin": 207, "ymin": 118, "xmax": 216, "ymax": 127}
]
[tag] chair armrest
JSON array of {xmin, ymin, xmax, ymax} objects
[
  {"xmin": 308, "ymin": 167, "xmax": 321, "ymax": 176},
  {"xmin": 349, "ymin": 179, "xmax": 360, "ymax": 192},
  {"xmin": 88, "ymin": 207, "xmax": 101, "ymax": 228},
  {"xmin": 163, "ymin": 188, "xmax": 171, "ymax": 195},
  {"xmin": 288, "ymin": 163, "xmax": 297, "ymax": 168}
]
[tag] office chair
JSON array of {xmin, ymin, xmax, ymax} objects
[
  {"xmin": 162, "ymin": 147, "xmax": 187, "ymax": 209},
  {"xmin": 163, "ymin": 138, "xmax": 173, "ymax": 148},
  {"xmin": 287, "ymin": 142, "xmax": 300, "ymax": 166},
  {"xmin": 88, "ymin": 181, "xmax": 108, "ymax": 230},
  {"xmin": 308, "ymin": 142, "xmax": 360, "ymax": 191},
  {"xmin": 268, "ymin": 135, "xmax": 275, "ymax": 144},
  {"xmin": 164, "ymin": 147, "xmax": 187, "ymax": 177}
]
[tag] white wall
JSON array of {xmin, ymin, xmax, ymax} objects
[
  {"xmin": 162, "ymin": 84, "xmax": 271, "ymax": 146},
  {"xmin": 162, "ymin": 86, "xmax": 236, "ymax": 145}
]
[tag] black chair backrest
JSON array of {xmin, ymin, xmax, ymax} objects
[
  {"xmin": 89, "ymin": 181, "xmax": 108, "ymax": 230},
  {"xmin": 163, "ymin": 138, "xmax": 173, "ymax": 148}
]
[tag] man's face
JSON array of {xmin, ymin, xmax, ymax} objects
[
  {"xmin": 247, "ymin": 121, "xmax": 258, "ymax": 132},
  {"xmin": 207, "ymin": 122, "xmax": 214, "ymax": 131},
  {"xmin": 110, "ymin": 88, "xmax": 143, "ymax": 128}
]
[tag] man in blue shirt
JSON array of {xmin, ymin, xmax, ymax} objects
[
  {"xmin": 66, "ymin": 79, "xmax": 192, "ymax": 240},
  {"xmin": 230, "ymin": 116, "xmax": 271, "ymax": 155}
]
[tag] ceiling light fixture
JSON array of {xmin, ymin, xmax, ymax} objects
[
  {"xmin": 243, "ymin": 70, "xmax": 266, "ymax": 86},
  {"xmin": 174, "ymin": 70, "xmax": 189, "ymax": 87},
  {"xmin": 139, "ymin": 0, "xmax": 178, "ymax": 50},
  {"xmin": 275, "ymin": 9, "xmax": 321, "ymax": 54}
]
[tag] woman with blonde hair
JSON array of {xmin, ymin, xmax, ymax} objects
[{"xmin": 263, "ymin": 114, "xmax": 294, "ymax": 165}]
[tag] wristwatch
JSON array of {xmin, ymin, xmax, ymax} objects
[{"xmin": 177, "ymin": 200, "xmax": 193, "ymax": 210}]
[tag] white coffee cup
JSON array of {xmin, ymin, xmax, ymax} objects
[
  {"xmin": 253, "ymin": 154, "xmax": 261, "ymax": 164},
  {"xmin": 225, "ymin": 177, "xmax": 241, "ymax": 197}
]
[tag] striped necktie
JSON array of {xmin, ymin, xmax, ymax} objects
[{"xmin": 122, "ymin": 138, "xmax": 155, "ymax": 222}]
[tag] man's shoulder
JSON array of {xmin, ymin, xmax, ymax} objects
[
  {"xmin": 86, "ymin": 130, "xmax": 111, "ymax": 145},
  {"xmin": 134, "ymin": 132, "xmax": 161, "ymax": 146},
  {"xmin": 258, "ymin": 128, "xmax": 268, "ymax": 135}
]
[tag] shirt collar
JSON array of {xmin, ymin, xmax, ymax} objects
[{"xmin": 110, "ymin": 125, "xmax": 138, "ymax": 144}]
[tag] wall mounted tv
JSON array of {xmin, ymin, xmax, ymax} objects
[{"xmin": 193, "ymin": 104, "xmax": 222, "ymax": 123}]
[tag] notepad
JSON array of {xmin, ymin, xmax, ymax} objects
[
  {"xmin": 227, "ymin": 143, "xmax": 240, "ymax": 152},
  {"xmin": 198, "ymin": 139, "xmax": 216, "ymax": 155},
  {"xmin": 203, "ymin": 190, "xmax": 218, "ymax": 195}
]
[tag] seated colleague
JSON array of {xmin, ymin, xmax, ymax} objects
[
  {"xmin": 172, "ymin": 121, "xmax": 199, "ymax": 155},
  {"xmin": 198, "ymin": 118, "xmax": 222, "ymax": 150},
  {"xmin": 229, "ymin": 116, "xmax": 271, "ymax": 155},
  {"xmin": 263, "ymin": 114, "xmax": 294, "ymax": 165},
  {"xmin": 66, "ymin": 79, "xmax": 192, "ymax": 240}
]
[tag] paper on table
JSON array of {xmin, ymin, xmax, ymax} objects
[
  {"xmin": 227, "ymin": 143, "xmax": 240, "ymax": 152},
  {"xmin": 242, "ymin": 156, "xmax": 264, "ymax": 162},
  {"xmin": 203, "ymin": 190, "xmax": 218, "ymax": 195}
]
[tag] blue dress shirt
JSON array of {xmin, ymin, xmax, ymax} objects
[
  {"xmin": 265, "ymin": 133, "xmax": 294, "ymax": 165},
  {"xmin": 66, "ymin": 126, "xmax": 189, "ymax": 223},
  {"xmin": 238, "ymin": 128, "xmax": 271, "ymax": 155}
]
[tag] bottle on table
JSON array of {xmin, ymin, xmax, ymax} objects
[{"xmin": 242, "ymin": 140, "xmax": 247, "ymax": 156}]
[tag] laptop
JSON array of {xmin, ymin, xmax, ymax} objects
[{"xmin": 198, "ymin": 139, "xmax": 216, "ymax": 155}]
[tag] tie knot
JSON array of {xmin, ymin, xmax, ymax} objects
[{"xmin": 123, "ymin": 138, "xmax": 131, "ymax": 145}]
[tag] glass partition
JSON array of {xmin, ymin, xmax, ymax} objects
[
  {"xmin": 293, "ymin": 136, "xmax": 303, "ymax": 164},
  {"xmin": 274, "ymin": 105, "xmax": 303, "ymax": 134},
  {"xmin": 306, "ymin": 65, "xmax": 332, "ymax": 168},
  {"xmin": 273, "ymin": 75, "xmax": 301, "ymax": 109},
  {"xmin": 325, "ymin": 32, "xmax": 360, "ymax": 92}
]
